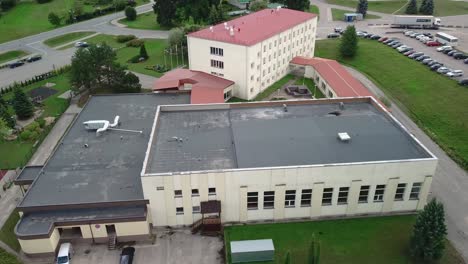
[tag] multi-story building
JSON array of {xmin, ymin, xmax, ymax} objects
[{"xmin": 187, "ymin": 8, "xmax": 318, "ymax": 100}]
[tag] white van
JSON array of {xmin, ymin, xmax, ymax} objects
[{"xmin": 57, "ymin": 243, "xmax": 74, "ymax": 264}]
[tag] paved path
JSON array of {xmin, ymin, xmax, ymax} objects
[
  {"xmin": 346, "ymin": 66, "xmax": 468, "ymax": 262},
  {"xmin": 0, "ymin": 172, "xmax": 21, "ymax": 228},
  {"xmin": 133, "ymin": 72, "xmax": 157, "ymax": 89}
]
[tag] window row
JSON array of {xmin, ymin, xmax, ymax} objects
[
  {"xmin": 176, "ymin": 205, "xmax": 201, "ymax": 215},
  {"xmin": 174, "ymin": 188, "xmax": 216, "ymax": 197},
  {"xmin": 210, "ymin": 59, "xmax": 224, "ymax": 69},
  {"xmin": 210, "ymin": 47, "xmax": 223, "ymax": 56},
  {"xmin": 246, "ymin": 183, "xmax": 422, "ymax": 210}
]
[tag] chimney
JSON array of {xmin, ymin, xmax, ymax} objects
[{"xmin": 229, "ymin": 27, "xmax": 234, "ymax": 37}]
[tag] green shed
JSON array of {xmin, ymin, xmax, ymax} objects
[{"xmin": 230, "ymin": 239, "xmax": 275, "ymax": 263}]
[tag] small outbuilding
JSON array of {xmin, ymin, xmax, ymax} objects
[
  {"xmin": 344, "ymin": 13, "xmax": 363, "ymax": 22},
  {"xmin": 230, "ymin": 239, "xmax": 275, "ymax": 263}
]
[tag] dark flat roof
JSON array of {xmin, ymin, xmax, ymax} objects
[
  {"xmin": 14, "ymin": 166, "xmax": 42, "ymax": 185},
  {"xmin": 146, "ymin": 99, "xmax": 433, "ymax": 174},
  {"xmin": 18, "ymin": 94, "xmax": 190, "ymax": 209},
  {"xmin": 15, "ymin": 205, "xmax": 146, "ymax": 237}
]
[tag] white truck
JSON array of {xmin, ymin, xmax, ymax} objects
[{"xmin": 391, "ymin": 15, "xmax": 441, "ymax": 29}]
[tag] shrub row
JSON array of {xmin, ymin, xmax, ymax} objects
[
  {"xmin": 65, "ymin": 0, "xmax": 136, "ymax": 24},
  {"xmin": 126, "ymin": 39, "xmax": 144, "ymax": 47},
  {"xmin": 116, "ymin": 34, "xmax": 136, "ymax": 43}
]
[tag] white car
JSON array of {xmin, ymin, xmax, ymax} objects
[
  {"xmin": 416, "ymin": 35, "xmax": 425, "ymax": 40},
  {"xmin": 437, "ymin": 45, "xmax": 452, "ymax": 52},
  {"xmin": 404, "ymin": 31, "xmax": 414, "ymax": 36},
  {"xmin": 356, "ymin": 31, "xmax": 367, "ymax": 37},
  {"xmin": 446, "ymin": 70, "xmax": 464, "ymax": 77},
  {"xmin": 74, "ymin": 41, "xmax": 89, "ymax": 48},
  {"xmin": 397, "ymin": 45, "xmax": 410, "ymax": 52},
  {"xmin": 437, "ymin": 67, "xmax": 451, "ymax": 74}
]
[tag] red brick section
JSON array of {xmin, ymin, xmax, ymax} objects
[{"xmin": 188, "ymin": 8, "xmax": 316, "ymax": 46}]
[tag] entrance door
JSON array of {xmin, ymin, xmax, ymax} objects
[{"xmin": 106, "ymin": 224, "xmax": 116, "ymax": 235}]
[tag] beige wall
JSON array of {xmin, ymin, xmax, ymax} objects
[
  {"xmin": 142, "ymin": 158, "xmax": 437, "ymax": 227},
  {"xmin": 188, "ymin": 17, "xmax": 318, "ymax": 100},
  {"xmin": 304, "ymin": 66, "xmax": 336, "ymax": 98},
  {"xmin": 19, "ymin": 228, "xmax": 60, "ymax": 254}
]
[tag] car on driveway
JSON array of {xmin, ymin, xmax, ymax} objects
[
  {"xmin": 26, "ymin": 54, "xmax": 42, "ymax": 63},
  {"xmin": 404, "ymin": 50, "xmax": 416, "ymax": 56},
  {"xmin": 459, "ymin": 79, "xmax": 468, "ymax": 86},
  {"xmin": 357, "ymin": 31, "xmax": 368, "ymax": 37},
  {"xmin": 75, "ymin": 41, "xmax": 89, "ymax": 48},
  {"xmin": 404, "ymin": 31, "xmax": 414, "ymax": 36},
  {"xmin": 422, "ymin": 58, "xmax": 433, "ymax": 64},
  {"xmin": 446, "ymin": 70, "xmax": 464, "ymax": 78},
  {"xmin": 9, "ymin": 61, "xmax": 25, "ymax": 68},
  {"xmin": 370, "ymin": 34, "xmax": 381, "ymax": 40},
  {"xmin": 416, "ymin": 55, "xmax": 430, "ymax": 61},
  {"xmin": 409, "ymin": 52, "xmax": 424, "ymax": 59},
  {"xmin": 437, "ymin": 45, "xmax": 452, "ymax": 52},
  {"xmin": 427, "ymin": 60, "xmax": 438, "ymax": 66},
  {"xmin": 378, "ymin": 37, "xmax": 388, "ymax": 42},
  {"xmin": 430, "ymin": 64, "xmax": 443, "ymax": 71},
  {"xmin": 426, "ymin": 41, "xmax": 441, "ymax": 47},
  {"xmin": 447, "ymin": 50, "xmax": 458, "ymax": 56},
  {"xmin": 443, "ymin": 49, "xmax": 454, "ymax": 54},
  {"xmin": 391, "ymin": 43, "xmax": 403, "ymax": 48},
  {"xmin": 464, "ymin": 58, "xmax": 468, "ymax": 64},
  {"xmin": 398, "ymin": 46, "xmax": 412, "ymax": 53},
  {"xmin": 437, "ymin": 67, "xmax": 451, "ymax": 74},
  {"xmin": 453, "ymin": 53, "xmax": 468, "ymax": 60},
  {"xmin": 120, "ymin": 247, "xmax": 135, "ymax": 264},
  {"xmin": 334, "ymin": 27, "xmax": 343, "ymax": 33},
  {"xmin": 327, "ymin": 33, "xmax": 340, "ymax": 38}
]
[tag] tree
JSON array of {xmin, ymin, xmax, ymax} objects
[
  {"xmin": 0, "ymin": 95, "xmax": 15, "ymax": 128},
  {"xmin": 0, "ymin": 118, "xmax": 11, "ymax": 140},
  {"xmin": 249, "ymin": 0, "xmax": 268, "ymax": 11},
  {"xmin": 406, "ymin": 0, "xmax": 418, "ymax": 14},
  {"xmin": 139, "ymin": 44, "xmax": 148, "ymax": 59},
  {"xmin": 356, "ymin": 0, "xmax": 368, "ymax": 18},
  {"xmin": 12, "ymin": 88, "xmax": 34, "ymax": 120},
  {"xmin": 284, "ymin": 251, "xmax": 291, "ymax": 264},
  {"xmin": 410, "ymin": 198, "xmax": 447, "ymax": 261},
  {"xmin": 208, "ymin": 4, "xmax": 225, "ymax": 24},
  {"xmin": 0, "ymin": 0, "xmax": 17, "ymax": 11},
  {"xmin": 284, "ymin": 0, "xmax": 310, "ymax": 11},
  {"xmin": 125, "ymin": 6, "xmax": 137, "ymax": 21},
  {"xmin": 168, "ymin": 27, "xmax": 185, "ymax": 47},
  {"xmin": 308, "ymin": 234, "xmax": 321, "ymax": 264},
  {"xmin": 112, "ymin": 70, "xmax": 142, "ymax": 93},
  {"xmin": 339, "ymin": 25, "xmax": 358, "ymax": 58},
  {"xmin": 420, "ymin": 0, "xmax": 434, "ymax": 15},
  {"xmin": 153, "ymin": 0, "xmax": 177, "ymax": 27},
  {"xmin": 48, "ymin": 12, "xmax": 61, "ymax": 27}
]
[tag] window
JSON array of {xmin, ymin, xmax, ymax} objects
[
  {"xmin": 174, "ymin": 190, "xmax": 182, "ymax": 197},
  {"xmin": 176, "ymin": 207, "xmax": 184, "ymax": 215},
  {"xmin": 322, "ymin": 188, "xmax": 333, "ymax": 205},
  {"xmin": 409, "ymin": 183, "xmax": 422, "ymax": 200},
  {"xmin": 274, "ymin": 40, "xmax": 277, "ymax": 46},
  {"xmin": 207, "ymin": 188, "xmax": 216, "ymax": 196},
  {"xmin": 269, "ymin": 55, "xmax": 271, "ymax": 62},
  {"xmin": 394, "ymin": 183, "xmax": 406, "ymax": 201},
  {"xmin": 251, "ymin": 62, "xmax": 254, "ymax": 69},
  {"xmin": 247, "ymin": 192, "xmax": 258, "ymax": 210},
  {"xmin": 156, "ymin": 186, "xmax": 164, "ymax": 191},
  {"xmin": 192, "ymin": 206, "xmax": 200, "ymax": 213},
  {"xmin": 263, "ymin": 191, "xmax": 275, "ymax": 209},
  {"xmin": 251, "ymin": 75, "xmax": 254, "ymax": 81},
  {"xmin": 328, "ymin": 90, "xmax": 333, "ymax": 98},
  {"xmin": 285, "ymin": 190, "xmax": 296, "ymax": 207},
  {"xmin": 224, "ymin": 90, "xmax": 232, "ymax": 100},
  {"xmin": 374, "ymin": 185, "xmax": 386, "ymax": 202},
  {"xmin": 269, "ymin": 43, "xmax": 272, "ymax": 49},
  {"xmin": 337, "ymin": 187, "xmax": 349, "ymax": 204},
  {"xmin": 301, "ymin": 189, "xmax": 312, "ymax": 207},
  {"xmin": 210, "ymin": 47, "xmax": 223, "ymax": 56},
  {"xmin": 263, "ymin": 58, "xmax": 266, "ymax": 64},
  {"xmin": 210, "ymin": 59, "xmax": 224, "ymax": 69},
  {"xmin": 358, "ymin": 185, "xmax": 370, "ymax": 203},
  {"xmin": 192, "ymin": 189, "xmax": 199, "ymax": 197}
]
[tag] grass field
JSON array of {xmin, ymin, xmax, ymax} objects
[
  {"xmin": 294, "ymin": 77, "xmax": 325, "ymax": 98},
  {"xmin": 331, "ymin": 8, "xmax": 381, "ymax": 20},
  {"xmin": 0, "ymin": 212, "xmax": 20, "ymax": 252},
  {"xmin": 0, "ymin": 50, "xmax": 29, "ymax": 64},
  {"xmin": 224, "ymin": 215, "xmax": 464, "ymax": 264},
  {"xmin": 119, "ymin": 12, "xmax": 167, "ymax": 30},
  {"xmin": 326, "ymin": 0, "xmax": 468, "ymax": 16},
  {"xmin": 85, "ymin": 34, "xmax": 184, "ymax": 77},
  {"xmin": 0, "ymin": 0, "xmax": 148, "ymax": 44},
  {"xmin": 309, "ymin": 5, "xmax": 320, "ymax": 17},
  {"xmin": 315, "ymin": 38, "xmax": 468, "ymax": 170},
  {"xmin": 0, "ymin": 248, "xmax": 21, "ymax": 264},
  {"xmin": 254, "ymin": 75, "xmax": 295, "ymax": 101},
  {"xmin": 44, "ymin": 31, "xmax": 95, "ymax": 48},
  {"xmin": 0, "ymin": 74, "xmax": 70, "ymax": 169}
]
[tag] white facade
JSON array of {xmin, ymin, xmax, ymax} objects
[{"xmin": 187, "ymin": 17, "xmax": 318, "ymax": 100}]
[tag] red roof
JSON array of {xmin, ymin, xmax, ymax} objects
[
  {"xmin": 153, "ymin": 69, "xmax": 234, "ymax": 104},
  {"xmin": 188, "ymin": 8, "xmax": 316, "ymax": 46},
  {"xmin": 290, "ymin": 57, "xmax": 374, "ymax": 98}
]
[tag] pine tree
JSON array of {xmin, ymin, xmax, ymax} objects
[
  {"xmin": 339, "ymin": 25, "xmax": 358, "ymax": 58},
  {"xmin": 308, "ymin": 234, "xmax": 321, "ymax": 264},
  {"xmin": 420, "ymin": 0, "xmax": 434, "ymax": 14},
  {"xmin": 0, "ymin": 95, "xmax": 15, "ymax": 128},
  {"xmin": 356, "ymin": 0, "xmax": 368, "ymax": 18},
  {"xmin": 285, "ymin": 0, "xmax": 310, "ymax": 11},
  {"xmin": 406, "ymin": 0, "xmax": 418, "ymax": 14},
  {"xmin": 410, "ymin": 198, "xmax": 447, "ymax": 261},
  {"xmin": 139, "ymin": 44, "xmax": 149, "ymax": 59},
  {"xmin": 125, "ymin": 6, "xmax": 137, "ymax": 21},
  {"xmin": 153, "ymin": 0, "xmax": 177, "ymax": 27},
  {"xmin": 12, "ymin": 88, "xmax": 34, "ymax": 120},
  {"xmin": 419, "ymin": 0, "xmax": 428, "ymax": 14}
]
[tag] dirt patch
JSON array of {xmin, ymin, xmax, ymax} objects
[
  {"xmin": 28, "ymin": 86, "xmax": 57, "ymax": 100},
  {"xmin": 43, "ymin": 117, "xmax": 56, "ymax": 126}
]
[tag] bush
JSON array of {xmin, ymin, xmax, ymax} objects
[
  {"xmin": 128, "ymin": 55, "xmax": 142, "ymax": 63},
  {"xmin": 37, "ymin": 118, "xmax": 46, "ymax": 128},
  {"xmin": 126, "ymin": 39, "xmax": 144, "ymax": 47},
  {"xmin": 20, "ymin": 130, "xmax": 31, "ymax": 141},
  {"xmin": 28, "ymin": 121, "xmax": 40, "ymax": 132},
  {"xmin": 114, "ymin": 0, "xmax": 127, "ymax": 11},
  {"xmin": 36, "ymin": 0, "xmax": 53, "ymax": 3},
  {"xmin": 116, "ymin": 34, "xmax": 136, "ymax": 43},
  {"xmin": 125, "ymin": 6, "xmax": 137, "ymax": 21},
  {"xmin": 1, "ymin": 0, "xmax": 17, "ymax": 11}
]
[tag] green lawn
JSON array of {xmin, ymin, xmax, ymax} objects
[
  {"xmin": 0, "ymin": 74, "xmax": 71, "ymax": 169},
  {"xmin": 85, "ymin": 34, "xmax": 185, "ymax": 77},
  {"xmin": 0, "ymin": 248, "xmax": 21, "ymax": 264},
  {"xmin": 331, "ymin": 8, "xmax": 381, "ymax": 20},
  {"xmin": 294, "ymin": 77, "xmax": 325, "ymax": 98},
  {"xmin": 309, "ymin": 5, "xmax": 320, "ymax": 17},
  {"xmin": 44, "ymin": 31, "xmax": 95, "ymax": 48},
  {"xmin": 119, "ymin": 12, "xmax": 167, "ymax": 30},
  {"xmin": 0, "ymin": 212, "xmax": 20, "ymax": 252},
  {"xmin": 254, "ymin": 75, "xmax": 295, "ymax": 101},
  {"xmin": 326, "ymin": 0, "xmax": 468, "ymax": 16},
  {"xmin": 0, "ymin": 50, "xmax": 29, "ymax": 64},
  {"xmin": 224, "ymin": 215, "xmax": 463, "ymax": 264},
  {"xmin": 316, "ymin": 39, "xmax": 468, "ymax": 170},
  {"xmin": 0, "ymin": 0, "xmax": 148, "ymax": 44}
]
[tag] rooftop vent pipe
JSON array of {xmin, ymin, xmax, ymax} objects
[
  {"xmin": 339, "ymin": 102, "xmax": 345, "ymax": 110},
  {"xmin": 337, "ymin": 132, "xmax": 351, "ymax": 142},
  {"xmin": 283, "ymin": 104, "xmax": 288, "ymax": 112}
]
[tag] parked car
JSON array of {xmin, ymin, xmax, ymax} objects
[
  {"xmin": 334, "ymin": 27, "xmax": 343, "ymax": 33},
  {"xmin": 383, "ymin": 39, "xmax": 395, "ymax": 44},
  {"xmin": 459, "ymin": 79, "xmax": 468, "ymax": 86},
  {"xmin": 410, "ymin": 32, "xmax": 420, "ymax": 38},
  {"xmin": 437, "ymin": 67, "xmax": 451, "ymax": 74},
  {"xmin": 404, "ymin": 31, "xmax": 414, "ymax": 36},
  {"xmin": 446, "ymin": 70, "xmax": 464, "ymax": 77},
  {"xmin": 422, "ymin": 58, "xmax": 433, "ymax": 64},
  {"xmin": 392, "ymin": 43, "xmax": 403, "ymax": 48},
  {"xmin": 464, "ymin": 58, "xmax": 468, "ymax": 64},
  {"xmin": 416, "ymin": 35, "xmax": 425, "ymax": 41},
  {"xmin": 370, "ymin": 35, "xmax": 381, "ymax": 40},
  {"xmin": 453, "ymin": 53, "xmax": 468, "ymax": 60},
  {"xmin": 426, "ymin": 41, "xmax": 441, "ymax": 47},
  {"xmin": 357, "ymin": 31, "xmax": 367, "ymax": 37},
  {"xmin": 430, "ymin": 64, "xmax": 443, "ymax": 71},
  {"xmin": 26, "ymin": 54, "xmax": 42, "ymax": 63},
  {"xmin": 404, "ymin": 50, "xmax": 416, "ymax": 56},
  {"xmin": 423, "ymin": 32, "xmax": 433, "ymax": 37},
  {"xmin": 437, "ymin": 45, "xmax": 452, "ymax": 52},
  {"xmin": 443, "ymin": 49, "xmax": 454, "ymax": 54},
  {"xmin": 378, "ymin": 37, "xmax": 388, "ymax": 42},
  {"xmin": 427, "ymin": 60, "xmax": 439, "ymax": 66},
  {"xmin": 327, "ymin": 33, "xmax": 340, "ymax": 38},
  {"xmin": 8, "ymin": 61, "xmax": 24, "ymax": 68},
  {"xmin": 119, "ymin": 247, "xmax": 135, "ymax": 264},
  {"xmin": 387, "ymin": 40, "xmax": 399, "ymax": 46},
  {"xmin": 409, "ymin": 52, "xmax": 424, "ymax": 59},
  {"xmin": 416, "ymin": 55, "xmax": 430, "ymax": 61},
  {"xmin": 448, "ymin": 50, "xmax": 459, "ymax": 56},
  {"xmin": 56, "ymin": 243, "xmax": 73, "ymax": 264},
  {"xmin": 397, "ymin": 45, "xmax": 410, "ymax": 51},
  {"xmin": 74, "ymin": 41, "xmax": 89, "ymax": 48}
]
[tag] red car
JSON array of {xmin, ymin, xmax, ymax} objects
[
  {"xmin": 426, "ymin": 41, "xmax": 441, "ymax": 47},
  {"xmin": 404, "ymin": 50, "xmax": 415, "ymax": 56},
  {"xmin": 378, "ymin": 37, "xmax": 388, "ymax": 42}
]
